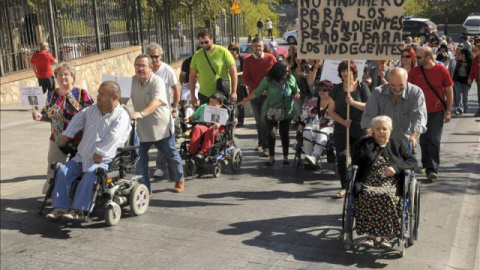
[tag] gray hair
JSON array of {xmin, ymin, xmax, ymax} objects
[
  {"xmin": 134, "ymin": 53, "xmax": 153, "ymax": 68},
  {"xmin": 54, "ymin": 62, "xmax": 76, "ymax": 81},
  {"xmin": 371, "ymin": 115, "xmax": 393, "ymax": 131},
  {"xmin": 145, "ymin": 42, "xmax": 163, "ymax": 54},
  {"xmin": 99, "ymin": 81, "xmax": 121, "ymax": 97},
  {"xmin": 40, "ymin": 41, "xmax": 49, "ymax": 50}
]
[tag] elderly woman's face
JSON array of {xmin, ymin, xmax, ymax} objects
[
  {"xmin": 55, "ymin": 67, "xmax": 74, "ymax": 88},
  {"xmin": 372, "ymin": 120, "xmax": 391, "ymax": 145}
]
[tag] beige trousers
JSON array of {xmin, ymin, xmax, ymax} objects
[{"xmin": 43, "ymin": 140, "xmax": 68, "ymax": 194}]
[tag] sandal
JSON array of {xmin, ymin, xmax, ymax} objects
[
  {"xmin": 254, "ymin": 145, "xmax": 263, "ymax": 152},
  {"xmin": 361, "ymin": 238, "xmax": 375, "ymax": 248},
  {"xmin": 332, "ymin": 189, "xmax": 347, "ymax": 199},
  {"xmin": 380, "ymin": 238, "xmax": 392, "ymax": 249},
  {"xmin": 264, "ymin": 160, "xmax": 275, "ymax": 167}
]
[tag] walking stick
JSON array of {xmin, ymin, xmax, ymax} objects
[{"xmin": 346, "ymin": 60, "xmax": 351, "ymax": 168}]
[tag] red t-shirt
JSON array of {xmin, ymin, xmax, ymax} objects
[
  {"xmin": 30, "ymin": 50, "xmax": 56, "ymax": 78},
  {"xmin": 408, "ymin": 64, "xmax": 453, "ymax": 113},
  {"xmin": 243, "ymin": 53, "xmax": 277, "ymax": 94}
]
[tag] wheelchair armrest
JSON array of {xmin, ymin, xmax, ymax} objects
[
  {"xmin": 403, "ymin": 169, "xmax": 412, "ymax": 197},
  {"xmin": 107, "ymin": 171, "xmax": 120, "ymax": 179},
  {"xmin": 117, "ymin": 145, "xmax": 139, "ymax": 153}
]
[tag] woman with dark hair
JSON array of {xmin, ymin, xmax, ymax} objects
[
  {"xmin": 285, "ymin": 45, "xmax": 312, "ymax": 119},
  {"xmin": 298, "ymin": 80, "xmax": 334, "ymax": 165},
  {"xmin": 398, "ymin": 48, "xmax": 416, "ymax": 73},
  {"xmin": 238, "ymin": 61, "xmax": 301, "ymax": 166},
  {"xmin": 329, "ymin": 60, "xmax": 371, "ymax": 198},
  {"xmin": 452, "ymin": 48, "xmax": 473, "ymax": 115},
  {"xmin": 228, "ymin": 42, "xmax": 247, "ymax": 126}
]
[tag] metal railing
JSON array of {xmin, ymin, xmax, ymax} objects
[{"xmin": 0, "ymin": 0, "xmax": 244, "ymax": 76}]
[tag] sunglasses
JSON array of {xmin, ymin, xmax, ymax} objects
[
  {"xmin": 416, "ymin": 56, "xmax": 425, "ymax": 60},
  {"xmin": 149, "ymin": 55, "xmax": 160, "ymax": 59},
  {"xmin": 199, "ymin": 41, "xmax": 210, "ymax": 45},
  {"xmin": 401, "ymin": 55, "xmax": 410, "ymax": 59}
]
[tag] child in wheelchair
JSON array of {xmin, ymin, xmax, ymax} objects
[
  {"xmin": 296, "ymin": 80, "xmax": 334, "ymax": 166},
  {"xmin": 184, "ymin": 93, "xmax": 229, "ymax": 160}
]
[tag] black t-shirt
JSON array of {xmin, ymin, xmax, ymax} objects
[
  {"xmin": 257, "ymin": 20, "xmax": 263, "ymax": 28},
  {"xmin": 181, "ymin": 57, "xmax": 193, "ymax": 84},
  {"xmin": 329, "ymin": 82, "xmax": 371, "ymax": 137}
]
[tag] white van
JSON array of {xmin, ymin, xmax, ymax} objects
[{"xmin": 462, "ymin": 14, "xmax": 480, "ymax": 37}]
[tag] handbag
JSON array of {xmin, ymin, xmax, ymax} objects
[
  {"xmin": 420, "ymin": 66, "xmax": 447, "ymax": 110},
  {"xmin": 266, "ymin": 81, "xmax": 287, "ymax": 121},
  {"xmin": 204, "ymin": 50, "xmax": 230, "ymax": 95}
]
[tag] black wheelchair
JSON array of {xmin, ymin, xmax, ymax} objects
[
  {"xmin": 39, "ymin": 119, "xmax": 149, "ymax": 226},
  {"xmin": 179, "ymin": 103, "xmax": 242, "ymax": 178},
  {"xmin": 292, "ymin": 128, "xmax": 336, "ymax": 171},
  {"xmin": 342, "ymin": 165, "xmax": 420, "ymax": 257}
]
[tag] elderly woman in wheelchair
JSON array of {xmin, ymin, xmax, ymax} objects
[{"xmin": 350, "ymin": 115, "xmax": 417, "ymax": 249}]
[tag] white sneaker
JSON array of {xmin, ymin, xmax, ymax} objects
[
  {"xmin": 153, "ymin": 169, "xmax": 164, "ymax": 177},
  {"xmin": 305, "ymin": 155, "xmax": 317, "ymax": 165}
]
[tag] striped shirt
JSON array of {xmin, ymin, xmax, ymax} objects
[
  {"xmin": 63, "ymin": 103, "xmax": 132, "ymax": 172},
  {"xmin": 361, "ymin": 83, "xmax": 427, "ymax": 143}
]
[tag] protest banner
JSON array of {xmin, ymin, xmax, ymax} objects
[
  {"xmin": 19, "ymin": 86, "xmax": 44, "ymax": 107},
  {"xmin": 320, "ymin": 59, "xmax": 366, "ymax": 84},
  {"xmin": 101, "ymin": 74, "xmax": 132, "ymax": 98},
  {"xmin": 297, "ymin": 0, "xmax": 405, "ymax": 60},
  {"xmin": 204, "ymin": 106, "xmax": 228, "ymax": 125}
]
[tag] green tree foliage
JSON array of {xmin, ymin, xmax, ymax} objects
[
  {"xmin": 404, "ymin": 0, "xmax": 480, "ymax": 24},
  {"xmin": 241, "ymin": 0, "xmax": 280, "ymax": 37}
]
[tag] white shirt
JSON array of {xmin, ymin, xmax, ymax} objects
[
  {"xmin": 63, "ymin": 103, "xmax": 132, "ymax": 172},
  {"xmin": 154, "ymin": 62, "xmax": 178, "ymax": 105},
  {"xmin": 266, "ymin": 21, "xmax": 272, "ymax": 30}
]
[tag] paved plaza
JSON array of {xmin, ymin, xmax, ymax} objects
[{"xmin": 1, "ymin": 89, "xmax": 479, "ymax": 270}]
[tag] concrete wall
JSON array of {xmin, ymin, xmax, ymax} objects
[{"xmin": 0, "ymin": 46, "xmax": 183, "ymax": 105}]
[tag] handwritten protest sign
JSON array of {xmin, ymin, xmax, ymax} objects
[
  {"xmin": 102, "ymin": 74, "xmax": 132, "ymax": 98},
  {"xmin": 320, "ymin": 59, "xmax": 366, "ymax": 84},
  {"xmin": 19, "ymin": 86, "xmax": 44, "ymax": 107},
  {"xmin": 204, "ymin": 106, "xmax": 228, "ymax": 126},
  {"xmin": 298, "ymin": 0, "xmax": 405, "ymax": 60}
]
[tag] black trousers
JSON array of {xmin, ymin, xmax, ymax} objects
[
  {"xmin": 38, "ymin": 76, "xmax": 55, "ymax": 94},
  {"xmin": 236, "ymin": 85, "xmax": 248, "ymax": 124},
  {"xmin": 198, "ymin": 92, "xmax": 210, "ymax": 105},
  {"xmin": 264, "ymin": 117, "xmax": 291, "ymax": 158},
  {"xmin": 333, "ymin": 132, "xmax": 361, "ymax": 189},
  {"xmin": 420, "ymin": 110, "xmax": 444, "ymax": 174}
]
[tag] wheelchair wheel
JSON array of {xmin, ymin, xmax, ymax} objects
[
  {"xmin": 104, "ymin": 202, "xmax": 121, "ymax": 226},
  {"xmin": 185, "ymin": 159, "xmax": 196, "ymax": 176},
  {"xmin": 213, "ymin": 163, "xmax": 222, "ymax": 178},
  {"xmin": 407, "ymin": 178, "xmax": 417, "ymax": 246},
  {"xmin": 230, "ymin": 148, "xmax": 242, "ymax": 172},
  {"xmin": 399, "ymin": 200, "xmax": 406, "ymax": 257},
  {"xmin": 129, "ymin": 184, "xmax": 149, "ymax": 216},
  {"xmin": 414, "ymin": 183, "xmax": 421, "ymax": 241}
]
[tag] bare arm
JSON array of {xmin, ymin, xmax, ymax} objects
[
  {"xmin": 189, "ymin": 69, "xmax": 198, "ymax": 105},
  {"xmin": 180, "ymin": 71, "xmax": 187, "ymax": 84},
  {"xmin": 444, "ymin": 85, "xmax": 453, "ymax": 123},
  {"xmin": 228, "ymin": 64, "xmax": 238, "ymax": 101},
  {"xmin": 171, "ymin": 84, "xmax": 180, "ymax": 110}
]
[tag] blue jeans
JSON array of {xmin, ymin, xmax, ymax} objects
[
  {"xmin": 454, "ymin": 81, "xmax": 471, "ymax": 112},
  {"xmin": 420, "ymin": 110, "xmax": 444, "ymax": 174},
  {"xmin": 250, "ymin": 96, "xmax": 267, "ymax": 149},
  {"xmin": 138, "ymin": 134, "xmax": 184, "ymax": 191},
  {"xmin": 51, "ymin": 160, "xmax": 109, "ymax": 211}
]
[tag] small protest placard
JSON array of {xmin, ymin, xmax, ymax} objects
[
  {"xmin": 203, "ymin": 106, "xmax": 228, "ymax": 126},
  {"xmin": 102, "ymin": 74, "xmax": 132, "ymax": 98},
  {"xmin": 19, "ymin": 86, "xmax": 44, "ymax": 107},
  {"xmin": 298, "ymin": 0, "xmax": 405, "ymax": 60},
  {"xmin": 320, "ymin": 59, "xmax": 366, "ymax": 84}
]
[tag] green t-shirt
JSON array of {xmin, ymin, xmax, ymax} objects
[
  {"xmin": 190, "ymin": 46, "xmax": 235, "ymax": 97},
  {"xmin": 253, "ymin": 75, "xmax": 299, "ymax": 120},
  {"xmin": 191, "ymin": 103, "xmax": 229, "ymax": 122}
]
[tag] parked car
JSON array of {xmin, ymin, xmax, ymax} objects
[
  {"xmin": 402, "ymin": 17, "xmax": 437, "ymax": 43},
  {"xmin": 283, "ymin": 29, "xmax": 297, "ymax": 45},
  {"xmin": 239, "ymin": 42, "xmax": 287, "ymax": 60},
  {"xmin": 462, "ymin": 14, "xmax": 480, "ymax": 37}
]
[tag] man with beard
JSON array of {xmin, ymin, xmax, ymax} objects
[
  {"xmin": 361, "ymin": 67, "xmax": 427, "ymax": 147},
  {"xmin": 189, "ymin": 29, "xmax": 237, "ymax": 105}
]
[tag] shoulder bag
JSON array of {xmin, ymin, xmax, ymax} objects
[
  {"xmin": 204, "ymin": 50, "xmax": 230, "ymax": 96},
  {"xmin": 420, "ymin": 66, "xmax": 446, "ymax": 110},
  {"xmin": 266, "ymin": 81, "xmax": 286, "ymax": 122}
]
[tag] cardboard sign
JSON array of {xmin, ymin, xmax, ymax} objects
[
  {"xmin": 203, "ymin": 106, "xmax": 228, "ymax": 125},
  {"xmin": 319, "ymin": 59, "xmax": 366, "ymax": 84},
  {"xmin": 19, "ymin": 86, "xmax": 44, "ymax": 106},
  {"xmin": 298, "ymin": 0, "xmax": 405, "ymax": 60},
  {"xmin": 101, "ymin": 74, "xmax": 132, "ymax": 98}
]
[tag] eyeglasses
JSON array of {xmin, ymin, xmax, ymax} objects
[
  {"xmin": 401, "ymin": 55, "xmax": 410, "ymax": 59},
  {"xmin": 134, "ymin": 64, "xmax": 147, "ymax": 69},
  {"xmin": 149, "ymin": 55, "xmax": 160, "ymax": 59},
  {"xmin": 199, "ymin": 41, "xmax": 210, "ymax": 45}
]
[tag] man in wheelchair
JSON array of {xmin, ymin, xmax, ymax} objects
[
  {"xmin": 184, "ymin": 93, "xmax": 228, "ymax": 160},
  {"xmin": 46, "ymin": 81, "xmax": 131, "ymax": 220}
]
